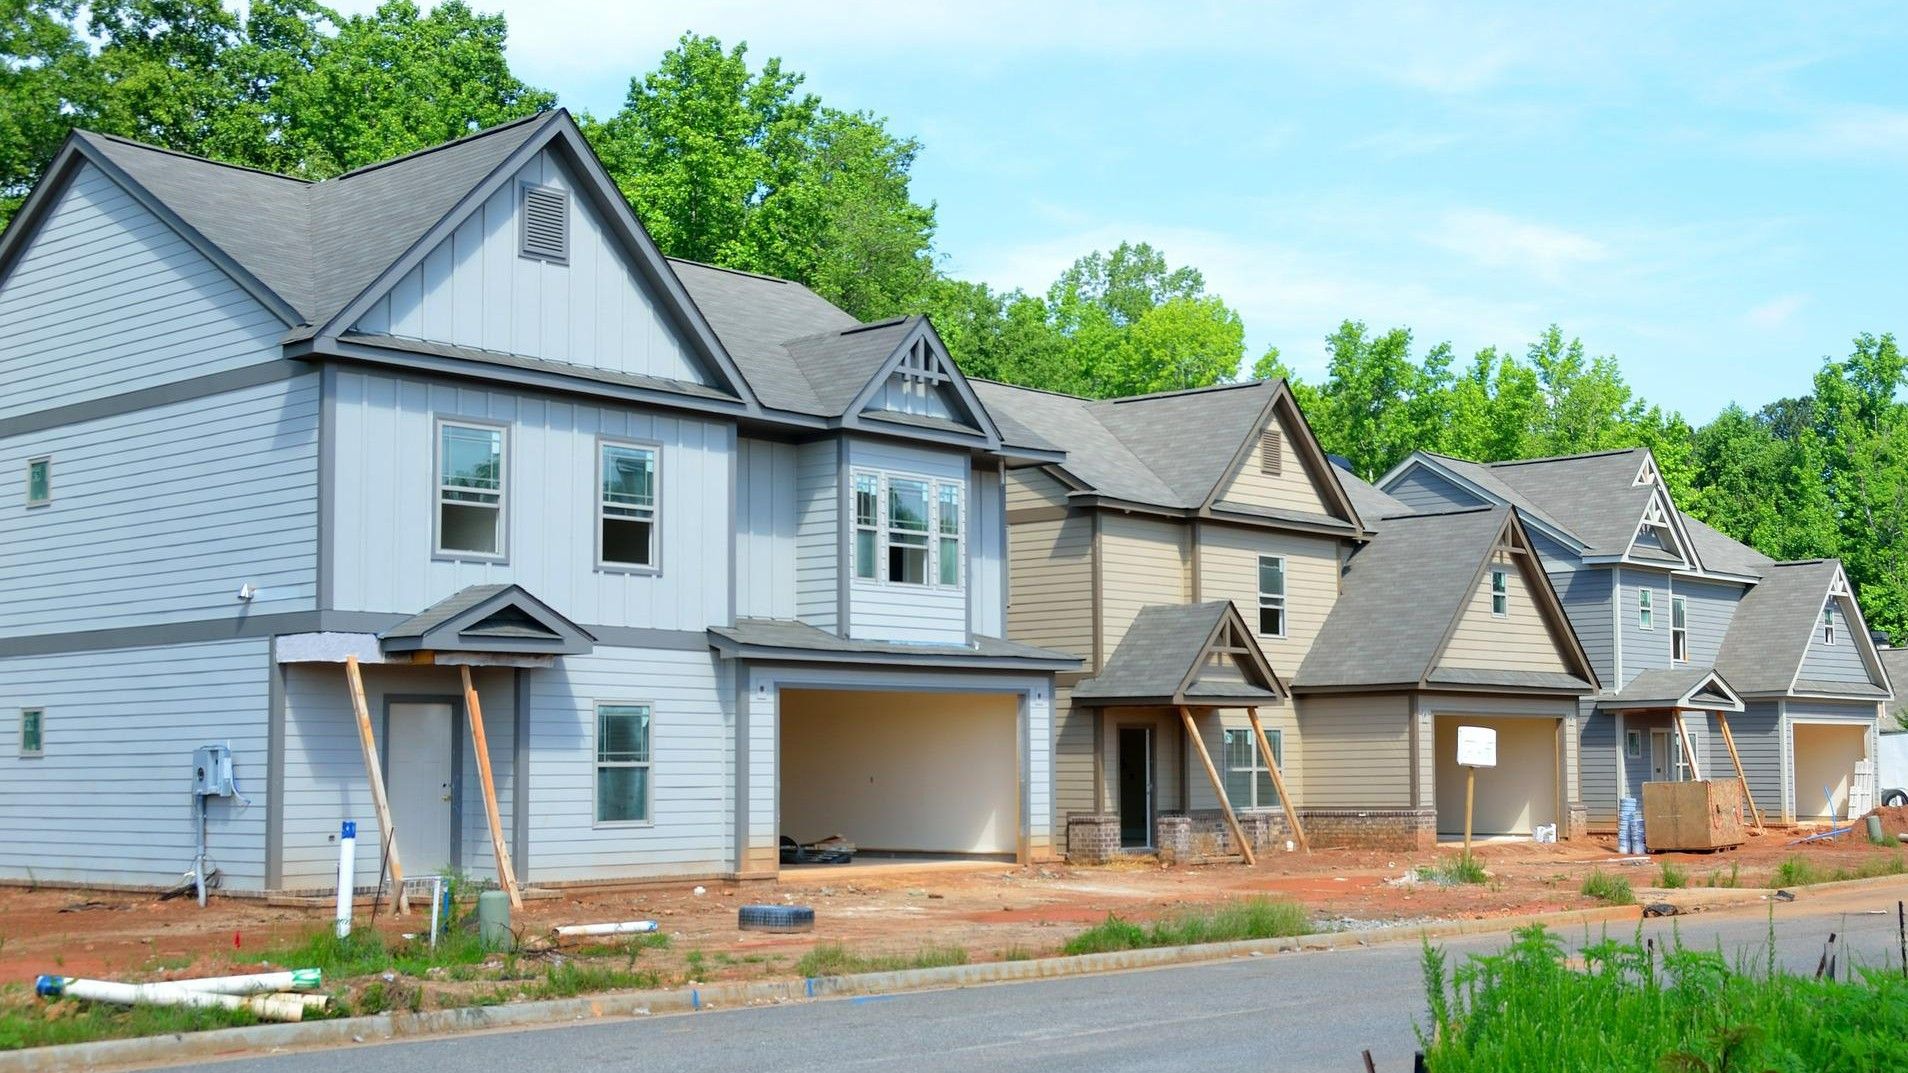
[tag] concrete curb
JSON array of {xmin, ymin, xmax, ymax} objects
[{"xmin": 0, "ymin": 901, "xmax": 1697, "ymax": 1073}]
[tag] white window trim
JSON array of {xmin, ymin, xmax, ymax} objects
[
  {"xmin": 25, "ymin": 456, "xmax": 50, "ymax": 508},
  {"xmin": 847, "ymin": 467, "xmax": 965, "ymax": 591},
  {"xmin": 433, "ymin": 417, "xmax": 509, "ymax": 562},
  {"xmin": 1223, "ymin": 727, "xmax": 1282, "ymax": 809},
  {"xmin": 1638, "ymin": 586, "xmax": 1654, "ymax": 630},
  {"xmin": 1625, "ymin": 728, "xmax": 1642, "ymax": 759},
  {"xmin": 19, "ymin": 706, "xmax": 43, "ymax": 758},
  {"xmin": 595, "ymin": 437, "xmax": 662, "ymax": 574},
  {"xmin": 592, "ymin": 701, "xmax": 653, "ymax": 828},
  {"xmin": 1822, "ymin": 605, "xmax": 1837, "ymax": 645},
  {"xmin": 1257, "ymin": 554, "xmax": 1287, "ymax": 639},
  {"xmin": 1490, "ymin": 569, "xmax": 1509, "ymax": 618},
  {"xmin": 1671, "ymin": 595, "xmax": 1689, "ymax": 663},
  {"xmin": 852, "ymin": 472, "xmax": 880, "ymax": 581}
]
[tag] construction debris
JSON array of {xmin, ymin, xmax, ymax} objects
[
  {"xmin": 553, "ymin": 920, "xmax": 659, "ymax": 939},
  {"xmin": 35, "ymin": 970, "xmax": 326, "ymax": 1023}
]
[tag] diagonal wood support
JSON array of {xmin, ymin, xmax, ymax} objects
[
  {"xmin": 1179, "ymin": 706, "xmax": 1255, "ymax": 865},
  {"xmin": 344, "ymin": 656, "xmax": 408, "ymax": 915},
  {"xmin": 1714, "ymin": 710, "xmax": 1765, "ymax": 832},
  {"xmin": 461, "ymin": 666, "xmax": 523, "ymax": 908},
  {"xmin": 1672, "ymin": 710, "xmax": 1703, "ymax": 782},
  {"xmin": 1247, "ymin": 707, "xmax": 1308, "ymax": 852}
]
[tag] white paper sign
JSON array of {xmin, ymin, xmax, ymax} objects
[{"xmin": 1456, "ymin": 725, "xmax": 1497, "ymax": 768}]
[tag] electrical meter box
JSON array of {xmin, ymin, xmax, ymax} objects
[{"xmin": 192, "ymin": 744, "xmax": 235, "ymax": 797}]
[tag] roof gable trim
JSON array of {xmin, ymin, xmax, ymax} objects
[
  {"xmin": 1198, "ymin": 381, "xmax": 1365, "ymax": 531},
  {"xmin": 1381, "ymin": 452, "xmax": 1588, "ymax": 553},
  {"xmin": 842, "ymin": 317, "xmax": 1001, "ymax": 447},
  {"xmin": 381, "ymin": 584, "xmax": 596, "ymax": 655},
  {"xmin": 1424, "ymin": 510, "xmax": 1602, "ymax": 691}
]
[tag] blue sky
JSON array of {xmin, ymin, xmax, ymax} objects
[{"xmin": 335, "ymin": 2, "xmax": 1908, "ymax": 422}]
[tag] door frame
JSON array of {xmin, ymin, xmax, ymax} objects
[
  {"xmin": 379, "ymin": 694, "xmax": 466, "ymax": 874},
  {"xmin": 1649, "ymin": 727, "xmax": 1674, "ymax": 782},
  {"xmin": 1115, "ymin": 723, "xmax": 1155, "ymax": 850}
]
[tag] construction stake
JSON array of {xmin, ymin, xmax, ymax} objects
[
  {"xmin": 344, "ymin": 656, "xmax": 408, "ymax": 915},
  {"xmin": 462, "ymin": 666, "xmax": 522, "ymax": 908}
]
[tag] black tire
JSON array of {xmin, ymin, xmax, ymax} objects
[
  {"xmin": 1882, "ymin": 788, "xmax": 1907, "ymax": 808},
  {"xmin": 738, "ymin": 903, "xmax": 814, "ymax": 934}
]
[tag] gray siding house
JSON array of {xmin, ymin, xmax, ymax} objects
[
  {"xmin": 1379, "ymin": 448, "xmax": 1892, "ymax": 827},
  {"xmin": 0, "ymin": 112, "xmax": 1074, "ymax": 895}
]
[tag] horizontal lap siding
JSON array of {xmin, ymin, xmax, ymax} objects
[
  {"xmin": 1099, "ymin": 514, "xmax": 1188, "ymax": 658},
  {"xmin": 1724, "ymin": 704, "xmax": 1784, "ymax": 823},
  {"xmin": 1217, "ymin": 412, "xmax": 1330, "ymax": 516},
  {"xmin": 1676, "ymin": 579, "xmax": 1741, "ymax": 669},
  {"xmin": 1007, "ymin": 468, "xmax": 1071, "ymax": 511},
  {"xmin": 1384, "ymin": 466, "xmax": 1486, "ymax": 514},
  {"xmin": 735, "ymin": 438, "xmax": 797, "ymax": 620},
  {"xmin": 1581, "ymin": 706, "xmax": 1617, "ymax": 821},
  {"xmin": 1617, "ymin": 568, "xmax": 1673, "ymax": 687},
  {"xmin": 328, "ymin": 369, "xmax": 731, "ymax": 630},
  {"xmin": 847, "ymin": 440, "xmax": 968, "ymax": 644},
  {"xmin": 1052, "ymin": 688, "xmax": 1096, "ymax": 833},
  {"xmin": 0, "ymin": 163, "xmax": 288, "ymax": 419},
  {"xmin": 1199, "ymin": 525, "xmax": 1340, "ymax": 676},
  {"xmin": 0, "ymin": 640, "xmax": 268, "ymax": 889},
  {"xmin": 1439, "ymin": 552, "xmax": 1570, "ymax": 673},
  {"xmin": 1007, "ymin": 515, "xmax": 1092, "ymax": 663},
  {"xmin": 1183, "ymin": 703, "xmax": 1301, "ymax": 812},
  {"xmin": 794, "ymin": 440, "xmax": 839, "ymax": 631},
  {"xmin": 0, "ymin": 376, "xmax": 319, "ymax": 636},
  {"xmin": 1800, "ymin": 599, "xmax": 1878, "ymax": 686},
  {"xmin": 1295, "ymin": 693, "xmax": 1411, "ymax": 808},
  {"xmin": 527, "ymin": 647, "xmax": 731, "ymax": 881},
  {"xmin": 1554, "ymin": 569, "xmax": 1614, "ymax": 686}
]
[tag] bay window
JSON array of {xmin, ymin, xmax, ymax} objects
[{"xmin": 851, "ymin": 469, "xmax": 964, "ymax": 588}]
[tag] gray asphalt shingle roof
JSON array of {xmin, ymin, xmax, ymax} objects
[
  {"xmin": 1679, "ymin": 511, "xmax": 1772, "ymax": 579},
  {"xmin": 1071, "ymin": 602, "xmax": 1282, "ymax": 705},
  {"xmin": 707, "ymin": 619, "xmax": 1079, "ymax": 667},
  {"xmin": 1330, "ymin": 460, "xmax": 1411, "ymax": 525},
  {"xmin": 667, "ymin": 259, "xmax": 858, "ymax": 414},
  {"xmin": 1607, "ymin": 666, "xmax": 1740, "ymax": 709},
  {"xmin": 1481, "ymin": 449, "xmax": 1657, "ymax": 558},
  {"xmin": 1715, "ymin": 560, "xmax": 1855, "ymax": 696},
  {"xmin": 1878, "ymin": 649, "xmax": 1908, "ymax": 722}
]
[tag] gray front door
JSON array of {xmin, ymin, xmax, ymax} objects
[
  {"xmin": 387, "ymin": 702, "xmax": 457, "ymax": 874},
  {"xmin": 1117, "ymin": 726, "xmax": 1153, "ymax": 849}
]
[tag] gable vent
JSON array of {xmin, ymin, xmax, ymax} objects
[
  {"xmin": 519, "ymin": 184, "xmax": 569, "ymax": 263},
  {"xmin": 1259, "ymin": 429, "xmax": 1283, "ymax": 475}
]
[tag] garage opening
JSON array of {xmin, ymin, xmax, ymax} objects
[
  {"xmin": 779, "ymin": 689, "xmax": 1020, "ymax": 861},
  {"xmin": 1434, "ymin": 715, "xmax": 1560, "ymax": 837},
  {"xmin": 1792, "ymin": 723, "xmax": 1868, "ymax": 821}
]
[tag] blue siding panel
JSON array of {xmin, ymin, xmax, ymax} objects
[
  {"xmin": 1675, "ymin": 578, "xmax": 1742, "ymax": 669},
  {"xmin": 735, "ymin": 437, "xmax": 797, "ymax": 620},
  {"xmin": 1800, "ymin": 597, "xmax": 1877, "ymax": 685},
  {"xmin": 1617, "ymin": 567, "xmax": 1673, "ymax": 688},
  {"xmin": 1553, "ymin": 568, "xmax": 1615, "ymax": 686},
  {"xmin": 794, "ymin": 440, "xmax": 839, "ymax": 631},
  {"xmin": 970, "ymin": 465, "xmax": 1005, "ymax": 637},
  {"xmin": 846, "ymin": 438, "xmax": 968, "ymax": 644},
  {"xmin": 1579, "ymin": 706, "xmax": 1617, "ymax": 823},
  {"xmin": 1384, "ymin": 464, "xmax": 1487, "ymax": 513}
]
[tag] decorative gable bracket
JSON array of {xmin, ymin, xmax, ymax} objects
[{"xmin": 381, "ymin": 583, "xmax": 596, "ymax": 656}]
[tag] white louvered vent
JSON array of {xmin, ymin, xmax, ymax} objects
[
  {"xmin": 520, "ymin": 184, "xmax": 569, "ymax": 262},
  {"xmin": 1260, "ymin": 429, "xmax": 1283, "ymax": 475}
]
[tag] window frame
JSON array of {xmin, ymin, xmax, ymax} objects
[
  {"xmin": 847, "ymin": 468, "xmax": 966, "ymax": 591},
  {"xmin": 595, "ymin": 437, "xmax": 662, "ymax": 574},
  {"xmin": 1671, "ymin": 595, "xmax": 1689, "ymax": 662},
  {"xmin": 1625, "ymin": 728, "xmax": 1643, "ymax": 759},
  {"xmin": 1223, "ymin": 726, "xmax": 1282, "ymax": 809},
  {"xmin": 1257, "ymin": 554, "xmax": 1287, "ymax": 638},
  {"xmin": 592, "ymin": 701, "xmax": 653, "ymax": 827},
  {"xmin": 1822, "ymin": 605, "xmax": 1836, "ymax": 645},
  {"xmin": 1637, "ymin": 586, "xmax": 1654, "ymax": 630},
  {"xmin": 433, "ymin": 417, "xmax": 509, "ymax": 562},
  {"xmin": 19, "ymin": 707, "xmax": 43, "ymax": 758},
  {"xmin": 1490, "ymin": 569, "xmax": 1509, "ymax": 617},
  {"xmin": 25, "ymin": 456, "xmax": 50, "ymax": 508},
  {"xmin": 852, "ymin": 472, "xmax": 880, "ymax": 581}
]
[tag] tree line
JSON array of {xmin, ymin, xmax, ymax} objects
[{"xmin": 4, "ymin": 4, "xmax": 1903, "ymax": 642}]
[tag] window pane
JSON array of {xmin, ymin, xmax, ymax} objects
[
  {"xmin": 1491, "ymin": 570, "xmax": 1507, "ymax": 595},
  {"xmin": 938, "ymin": 537, "xmax": 959, "ymax": 585},
  {"xmin": 1257, "ymin": 770, "xmax": 1275, "ymax": 809},
  {"xmin": 440, "ymin": 502, "xmax": 500, "ymax": 554},
  {"xmin": 21, "ymin": 710, "xmax": 41, "ymax": 753},
  {"xmin": 602, "ymin": 445, "xmax": 655, "ymax": 510},
  {"xmin": 938, "ymin": 484, "xmax": 961, "ymax": 536},
  {"xmin": 601, "ymin": 517, "xmax": 653, "ymax": 566},
  {"xmin": 1260, "ymin": 605, "xmax": 1283, "ymax": 636},
  {"xmin": 26, "ymin": 459, "xmax": 48, "ymax": 504},
  {"xmin": 1259, "ymin": 556, "xmax": 1284, "ymax": 597},
  {"xmin": 1224, "ymin": 729, "xmax": 1251, "ymax": 771},
  {"xmin": 1673, "ymin": 598, "xmax": 1687, "ymax": 629},
  {"xmin": 889, "ymin": 479, "xmax": 928, "ymax": 533},
  {"xmin": 855, "ymin": 530, "xmax": 877, "ymax": 579},
  {"xmin": 441, "ymin": 425, "xmax": 501, "ymax": 491},
  {"xmin": 890, "ymin": 541, "xmax": 927, "ymax": 585},
  {"xmin": 855, "ymin": 475, "xmax": 879, "ymax": 527},
  {"xmin": 598, "ymin": 706, "xmax": 650, "ymax": 763},
  {"xmin": 596, "ymin": 765, "xmax": 649, "ymax": 823}
]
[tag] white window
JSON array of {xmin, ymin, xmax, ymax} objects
[
  {"xmin": 594, "ymin": 703, "xmax": 651, "ymax": 824},
  {"xmin": 1224, "ymin": 727, "xmax": 1282, "ymax": 808},
  {"xmin": 849, "ymin": 470, "xmax": 965, "ymax": 588},
  {"xmin": 25, "ymin": 456, "xmax": 49, "ymax": 507},
  {"xmin": 436, "ymin": 420, "xmax": 505, "ymax": 558},
  {"xmin": 598, "ymin": 442, "xmax": 658, "ymax": 570},
  {"xmin": 1823, "ymin": 605, "xmax": 1836, "ymax": 645},
  {"xmin": 1490, "ymin": 569, "xmax": 1508, "ymax": 617},
  {"xmin": 1625, "ymin": 728, "xmax": 1642, "ymax": 759},
  {"xmin": 1258, "ymin": 555, "xmax": 1286, "ymax": 637},
  {"xmin": 20, "ymin": 707, "xmax": 43, "ymax": 758},
  {"xmin": 1638, "ymin": 587, "xmax": 1654, "ymax": 630},
  {"xmin": 1671, "ymin": 596, "xmax": 1689, "ymax": 662}
]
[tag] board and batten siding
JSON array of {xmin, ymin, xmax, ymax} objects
[
  {"xmin": 845, "ymin": 439, "xmax": 968, "ymax": 644},
  {"xmin": 735, "ymin": 437, "xmax": 797, "ymax": 620},
  {"xmin": 1383, "ymin": 464, "xmax": 1485, "ymax": 515},
  {"xmin": 0, "ymin": 640, "xmax": 269, "ymax": 889},
  {"xmin": 0, "ymin": 162, "xmax": 288, "ymax": 420},
  {"xmin": 1215, "ymin": 410, "xmax": 1332, "ymax": 517},
  {"xmin": 1437, "ymin": 552, "xmax": 1571, "ymax": 674},
  {"xmin": 1552, "ymin": 568, "xmax": 1614, "ymax": 686},
  {"xmin": 1294, "ymin": 692, "xmax": 1412, "ymax": 808},
  {"xmin": 969, "ymin": 465, "xmax": 1006, "ymax": 637},
  {"xmin": 352, "ymin": 149, "xmax": 707, "ymax": 387},
  {"xmin": 1675, "ymin": 579, "xmax": 1741, "ymax": 669},
  {"xmin": 1799, "ymin": 595, "xmax": 1878, "ymax": 686},
  {"xmin": 326, "ymin": 368, "xmax": 731, "ymax": 631},
  {"xmin": 278, "ymin": 661, "xmax": 517, "ymax": 890},
  {"xmin": 0, "ymin": 375, "xmax": 319, "ymax": 638},
  {"xmin": 793, "ymin": 440, "xmax": 839, "ymax": 632},
  {"xmin": 1198, "ymin": 524, "xmax": 1343, "ymax": 673},
  {"xmin": 1098, "ymin": 513, "xmax": 1189, "ymax": 658}
]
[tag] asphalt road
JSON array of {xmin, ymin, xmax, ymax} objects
[{"xmin": 181, "ymin": 885, "xmax": 1908, "ymax": 1073}]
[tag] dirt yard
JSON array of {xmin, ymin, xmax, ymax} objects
[{"xmin": 7, "ymin": 810, "xmax": 1908, "ymax": 998}]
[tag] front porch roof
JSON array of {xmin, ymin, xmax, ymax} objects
[
  {"xmin": 1071, "ymin": 601, "xmax": 1285, "ymax": 708},
  {"xmin": 1600, "ymin": 666, "xmax": 1744, "ymax": 712},
  {"xmin": 380, "ymin": 584, "xmax": 596, "ymax": 656},
  {"xmin": 708, "ymin": 619, "xmax": 1081, "ymax": 671}
]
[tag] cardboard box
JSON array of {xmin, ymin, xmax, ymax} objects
[{"xmin": 1641, "ymin": 780, "xmax": 1745, "ymax": 851}]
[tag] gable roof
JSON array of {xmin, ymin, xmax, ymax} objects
[
  {"xmin": 1880, "ymin": 648, "xmax": 1908, "ymax": 724},
  {"xmin": 668, "ymin": 259, "xmax": 859, "ymax": 414},
  {"xmin": 1294, "ymin": 506, "xmax": 1596, "ymax": 692},
  {"xmin": 1330, "ymin": 458, "xmax": 1412, "ymax": 524},
  {"xmin": 972, "ymin": 378, "xmax": 1364, "ymax": 531},
  {"xmin": 1605, "ymin": 666, "xmax": 1744, "ymax": 712},
  {"xmin": 707, "ymin": 618, "xmax": 1079, "ymax": 671},
  {"xmin": 1479, "ymin": 449, "xmax": 1670, "ymax": 560},
  {"xmin": 1715, "ymin": 559, "xmax": 1887, "ymax": 697},
  {"xmin": 1677, "ymin": 511, "xmax": 1771, "ymax": 580},
  {"xmin": 380, "ymin": 584, "xmax": 595, "ymax": 655},
  {"xmin": 1072, "ymin": 602, "xmax": 1285, "ymax": 707}
]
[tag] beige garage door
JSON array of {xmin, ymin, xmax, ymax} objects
[
  {"xmin": 780, "ymin": 690, "xmax": 1019, "ymax": 855},
  {"xmin": 1434, "ymin": 716, "xmax": 1559, "ymax": 836},
  {"xmin": 1792, "ymin": 723, "xmax": 1867, "ymax": 821}
]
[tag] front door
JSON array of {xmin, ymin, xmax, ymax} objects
[
  {"xmin": 1117, "ymin": 726, "xmax": 1154, "ymax": 849},
  {"xmin": 1650, "ymin": 729, "xmax": 1672, "ymax": 782},
  {"xmin": 387, "ymin": 701, "xmax": 457, "ymax": 874}
]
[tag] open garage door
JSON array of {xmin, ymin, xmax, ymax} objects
[
  {"xmin": 1435, "ymin": 715, "xmax": 1559, "ymax": 837},
  {"xmin": 780, "ymin": 689, "xmax": 1020, "ymax": 857},
  {"xmin": 1792, "ymin": 722, "xmax": 1868, "ymax": 821}
]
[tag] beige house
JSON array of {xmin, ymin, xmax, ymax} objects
[{"xmin": 975, "ymin": 378, "xmax": 1597, "ymax": 856}]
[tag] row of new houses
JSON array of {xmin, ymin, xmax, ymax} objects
[{"xmin": 0, "ymin": 112, "xmax": 1890, "ymax": 893}]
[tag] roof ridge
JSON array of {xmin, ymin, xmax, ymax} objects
[
  {"xmin": 1099, "ymin": 378, "xmax": 1271, "ymax": 405},
  {"xmin": 667, "ymin": 256, "xmax": 800, "ymax": 285},
  {"xmin": 330, "ymin": 110, "xmax": 555, "ymax": 182},
  {"xmin": 78, "ymin": 130, "xmax": 314, "ymax": 185},
  {"xmin": 838, "ymin": 315, "xmax": 914, "ymax": 335},
  {"xmin": 1379, "ymin": 504, "xmax": 1501, "ymax": 521},
  {"xmin": 1484, "ymin": 446, "xmax": 1643, "ymax": 468},
  {"xmin": 968, "ymin": 377, "xmax": 1091, "ymax": 403}
]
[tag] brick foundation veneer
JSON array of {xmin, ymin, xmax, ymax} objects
[
  {"xmin": 1065, "ymin": 814, "xmax": 1122, "ymax": 864},
  {"xmin": 1297, "ymin": 807, "xmax": 1439, "ymax": 852},
  {"xmin": 1566, "ymin": 804, "xmax": 1589, "ymax": 842}
]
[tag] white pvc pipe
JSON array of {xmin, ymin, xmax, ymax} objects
[
  {"xmin": 335, "ymin": 820, "xmax": 357, "ymax": 939},
  {"xmin": 552, "ymin": 920, "xmax": 659, "ymax": 938},
  {"xmin": 37, "ymin": 978, "xmax": 314, "ymax": 1022},
  {"xmin": 139, "ymin": 969, "xmax": 323, "ymax": 996}
]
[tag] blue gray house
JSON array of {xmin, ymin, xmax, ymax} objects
[
  {"xmin": 1380, "ymin": 448, "xmax": 1892, "ymax": 828},
  {"xmin": 0, "ymin": 112, "xmax": 1075, "ymax": 895}
]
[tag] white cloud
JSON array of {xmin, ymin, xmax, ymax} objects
[
  {"xmin": 1747, "ymin": 293, "xmax": 1807, "ymax": 330},
  {"xmin": 1423, "ymin": 210, "xmax": 1611, "ymax": 284}
]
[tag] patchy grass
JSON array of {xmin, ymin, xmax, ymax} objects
[
  {"xmin": 238, "ymin": 924, "xmax": 497, "ymax": 979},
  {"xmin": 1418, "ymin": 925, "xmax": 1908, "ymax": 1071},
  {"xmin": 1770, "ymin": 853, "xmax": 1906, "ymax": 888},
  {"xmin": 1579, "ymin": 870, "xmax": 1634, "ymax": 905},
  {"xmin": 1656, "ymin": 862, "xmax": 1688, "ymax": 890},
  {"xmin": 1061, "ymin": 897, "xmax": 1312, "ymax": 956},
  {"xmin": 793, "ymin": 944, "xmax": 970, "ymax": 977},
  {"xmin": 1416, "ymin": 854, "xmax": 1489, "ymax": 886},
  {"xmin": 1707, "ymin": 862, "xmax": 1741, "ymax": 889},
  {"xmin": 533, "ymin": 963, "xmax": 661, "ymax": 999},
  {"xmin": 0, "ymin": 984, "xmax": 262, "ymax": 1052}
]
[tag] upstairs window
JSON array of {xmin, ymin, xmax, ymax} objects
[
  {"xmin": 1258, "ymin": 555, "xmax": 1286, "ymax": 637},
  {"xmin": 937, "ymin": 483, "xmax": 963, "ymax": 586},
  {"xmin": 887, "ymin": 477, "xmax": 930, "ymax": 584},
  {"xmin": 1490, "ymin": 569, "xmax": 1509, "ymax": 617},
  {"xmin": 1823, "ymin": 605, "xmax": 1836, "ymax": 645},
  {"xmin": 1638, "ymin": 587, "xmax": 1654, "ymax": 630},
  {"xmin": 437, "ymin": 421, "xmax": 505, "ymax": 558},
  {"xmin": 850, "ymin": 469, "xmax": 964, "ymax": 588},
  {"xmin": 594, "ymin": 703, "xmax": 651, "ymax": 824},
  {"xmin": 1223, "ymin": 727, "xmax": 1282, "ymax": 808},
  {"xmin": 25, "ymin": 457, "xmax": 49, "ymax": 507},
  {"xmin": 853, "ymin": 474, "xmax": 880, "ymax": 580},
  {"xmin": 599, "ymin": 442, "xmax": 658, "ymax": 570},
  {"xmin": 519, "ymin": 184, "xmax": 569, "ymax": 263},
  {"xmin": 1671, "ymin": 596, "xmax": 1689, "ymax": 662},
  {"xmin": 20, "ymin": 707, "xmax": 43, "ymax": 758}
]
